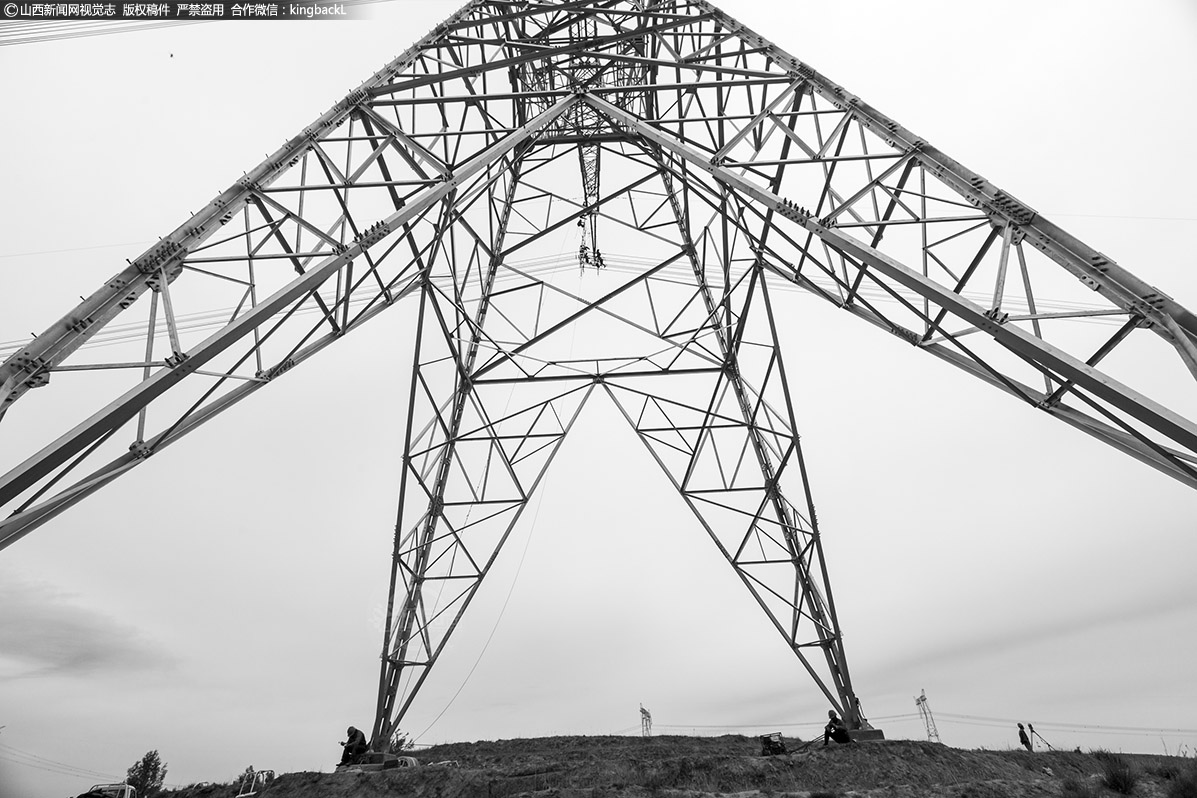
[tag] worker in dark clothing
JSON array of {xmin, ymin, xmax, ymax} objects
[
  {"xmin": 823, "ymin": 710, "xmax": 855, "ymax": 746},
  {"xmin": 1018, "ymin": 723, "xmax": 1033, "ymax": 752},
  {"xmin": 340, "ymin": 726, "xmax": 369, "ymax": 765}
]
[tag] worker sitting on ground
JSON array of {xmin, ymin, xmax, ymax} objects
[
  {"xmin": 339, "ymin": 725, "xmax": 369, "ymax": 766},
  {"xmin": 823, "ymin": 710, "xmax": 855, "ymax": 746}
]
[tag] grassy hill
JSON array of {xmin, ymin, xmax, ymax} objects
[{"xmin": 159, "ymin": 735, "xmax": 1197, "ymax": 798}]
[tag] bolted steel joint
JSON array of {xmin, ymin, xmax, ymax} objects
[
  {"xmin": 133, "ymin": 240, "xmax": 184, "ymax": 276},
  {"xmin": 67, "ymin": 315, "xmax": 94, "ymax": 334},
  {"xmin": 988, "ymin": 190, "xmax": 1037, "ymax": 226},
  {"xmin": 164, "ymin": 351, "xmax": 189, "ymax": 369},
  {"xmin": 13, "ymin": 353, "xmax": 47, "ymax": 373},
  {"xmin": 256, "ymin": 357, "xmax": 296, "ymax": 381},
  {"xmin": 775, "ymin": 198, "xmax": 812, "ymax": 224},
  {"xmin": 354, "ymin": 220, "xmax": 391, "ymax": 249}
]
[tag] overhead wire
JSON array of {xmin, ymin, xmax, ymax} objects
[
  {"xmin": 651, "ymin": 712, "xmax": 922, "ymax": 732},
  {"xmin": 0, "ymin": 250, "xmax": 1128, "ymax": 363},
  {"xmin": 0, "ymin": 20, "xmax": 202, "ymax": 47},
  {"xmin": 0, "ymin": 240, "xmax": 155, "ymax": 259},
  {"xmin": 413, "ymin": 445, "xmax": 553, "ymax": 744},
  {"xmin": 601, "ymin": 711, "xmax": 1197, "ymax": 741},
  {"xmin": 933, "ymin": 713, "xmax": 1197, "ymax": 736},
  {"xmin": 0, "ymin": 742, "xmax": 124, "ymax": 782},
  {"xmin": 1, "ymin": 1, "xmax": 1193, "ymax": 770},
  {"xmin": 0, "ymin": 0, "xmax": 419, "ymax": 47}
]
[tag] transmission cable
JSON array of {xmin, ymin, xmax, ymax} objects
[
  {"xmin": 933, "ymin": 712, "xmax": 1197, "ymax": 736},
  {"xmin": 0, "ymin": 742, "xmax": 124, "ymax": 782},
  {"xmin": 414, "ymin": 461, "xmax": 551, "ymax": 744},
  {"xmin": 0, "ymin": 0, "xmax": 420, "ymax": 47}
]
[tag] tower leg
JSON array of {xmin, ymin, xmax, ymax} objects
[
  {"xmin": 371, "ymin": 147, "xmax": 593, "ymax": 746},
  {"xmin": 597, "ymin": 139, "xmax": 866, "ymax": 728}
]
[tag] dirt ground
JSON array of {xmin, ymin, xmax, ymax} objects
[{"xmin": 158, "ymin": 735, "xmax": 1197, "ymax": 798}]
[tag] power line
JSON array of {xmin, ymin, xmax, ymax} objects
[
  {"xmin": 0, "ymin": 19, "xmax": 202, "ymax": 47},
  {"xmin": 0, "ymin": 0, "xmax": 419, "ymax": 46},
  {"xmin": 0, "ymin": 742, "xmax": 187, "ymax": 791},
  {"xmin": 0, "ymin": 240, "xmax": 154, "ymax": 259},
  {"xmin": 414, "ymin": 464, "xmax": 550, "ymax": 744},
  {"xmin": 0, "ymin": 743, "xmax": 124, "ymax": 782},
  {"xmin": 1047, "ymin": 212, "xmax": 1197, "ymax": 223},
  {"xmin": 0, "ymin": 250, "xmax": 1130, "ymax": 362},
  {"xmin": 0, "ymin": 753, "xmax": 112, "ymax": 781},
  {"xmin": 934, "ymin": 713, "xmax": 1197, "ymax": 736}
]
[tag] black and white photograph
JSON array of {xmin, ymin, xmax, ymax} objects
[{"xmin": 2, "ymin": 2, "xmax": 1196, "ymax": 796}]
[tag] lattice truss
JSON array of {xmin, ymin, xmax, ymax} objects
[{"xmin": 3, "ymin": 0, "xmax": 1197, "ymax": 744}]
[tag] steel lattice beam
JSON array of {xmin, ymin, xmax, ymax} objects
[{"xmin": 2, "ymin": 0, "xmax": 1196, "ymax": 752}]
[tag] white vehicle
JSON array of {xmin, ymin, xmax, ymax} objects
[
  {"xmin": 235, "ymin": 768, "xmax": 276, "ymax": 797},
  {"xmin": 80, "ymin": 785, "xmax": 136, "ymax": 798}
]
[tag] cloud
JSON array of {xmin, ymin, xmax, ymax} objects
[
  {"xmin": 0, "ymin": 569, "xmax": 174, "ymax": 680},
  {"xmin": 870, "ymin": 584, "xmax": 1197, "ymax": 682}
]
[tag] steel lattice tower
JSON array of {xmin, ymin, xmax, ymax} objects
[
  {"xmin": 916, "ymin": 690, "xmax": 940, "ymax": 744},
  {"xmin": 3, "ymin": 0, "xmax": 1197, "ymax": 749}
]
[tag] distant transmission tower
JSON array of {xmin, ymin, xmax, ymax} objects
[
  {"xmin": 3, "ymin": 0, "xmax": 1197, "ymax": 754},
  {"xmin": 915, "ymin": 690, "xmax": 940, "ymax": 743},
  {"xmin": 640, "ymin": 705, "xmax": 652, "ymax": 737}
]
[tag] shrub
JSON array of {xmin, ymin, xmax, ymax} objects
[
  {"xmin": 1155, "ymin": 763, "xmax": 1184, "ymax": 780},
  {"xmin": 1092, "ymin": 749, "xmax": 1137, "ymax": 795},
  {"xmin": 1167, "ymin": 762, "xmax": 1197, "ymax": 798}
]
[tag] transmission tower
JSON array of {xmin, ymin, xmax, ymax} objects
[
  {"xmin": 915, "ymin": 690, "xmax": 940, "ymax": 743},
  {"xmin": 640, "ymin": 705, "xmax": 652, "ymax": 737},
  {"xmin": 2, "ymin": 0, "xmax": 1197, "ymax": 752}
]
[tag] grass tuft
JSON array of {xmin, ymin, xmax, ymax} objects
[
  {"xmin": 1061, "ymin": 777, "xmax": 1098, "ymax": 798},
  {"xmin": 1092, "ymin": 749, "xmax": 1138, "ymax": 795}
]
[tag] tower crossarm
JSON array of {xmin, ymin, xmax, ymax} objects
[
  {"xmin": 0, "ymin": 0, "xmax": 492, "ymax": 422},
  {"xmin": 583, "ymin": 93, "xmax": 1197, "ymax": 488},
  {"xmin": 0, "ymin": 94, "xmax": 580, "ymax": 553},
  {"xmin": 688, "ymin": 0, "xmax": 1197, "ymax": 370}
]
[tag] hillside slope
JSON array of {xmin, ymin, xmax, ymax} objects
[{"xmin": 160, "ymin": 735, "xmax": 1196, "ymax": 798}]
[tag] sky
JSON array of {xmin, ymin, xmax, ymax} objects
[{"xmin": 2, "ymin": 1, "xmax": 1197, "ymax": 796}]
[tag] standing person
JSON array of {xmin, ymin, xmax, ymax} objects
[
  {"xmin": 340, "ymin": 725, "xmax": 369, "ymax": 766},
  {"xmin": 1018, "ymin": 723, "xmax": 1032, "ymax": 752},
  {"xmin": 823, "ymin": 710, "xmax": 855, "ymax": 746}
]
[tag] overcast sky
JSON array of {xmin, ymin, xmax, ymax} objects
[{"xmin": 3, "ymin": 2, "xmax": 1197, "ymax": 796}]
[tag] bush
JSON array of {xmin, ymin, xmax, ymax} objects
[
  {"xmin": 1167, "ymin": 762, "xmax": 1197, "ymax": 798},
  {"xmin": 1092, "ymin": 749, "xmax": 1137, "ymax": 795},
  {"xmin": 1155, "ymin": 763, "xmax": 1184, "ymax": 780}
]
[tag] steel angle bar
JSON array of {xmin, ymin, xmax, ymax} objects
[
  {"xmin": 377, "ymin": 142, "xmax": 539, "ymax": 742},
  {"xmin": 688, "ymin": 0, "xmax": 1197, "ymax": 372},
  {"xmin": 0, "ymin": 96, "xmax": 579, "ymax": 534},
  {"xmin": 584, "ymin": 93, "xmax": 1197, "ymax": 481},
  {"xmin": 0, "ymin": 271, "xmax": 432, "ymax": 553},
  {"xmin": 609, "ymin": 150, "xmax": 863, "ymax": 724},
  {"xmin": 601, "ymin": 381, "xmax": 847, "ymax": 716},
  {"xmin": 370, "ymin": 14, "xmax": 715, "ymax": 98},
  {"xmin": 374, "ymin": 381, "xmax": 596, "ymax": 742},
  {"xmin": 0, "ymin": 0, "xmax": 491, "ymax": 419},
  {"xmin": 625, "ymin": 137, "xmax": 1197, "ymax": 527}
]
